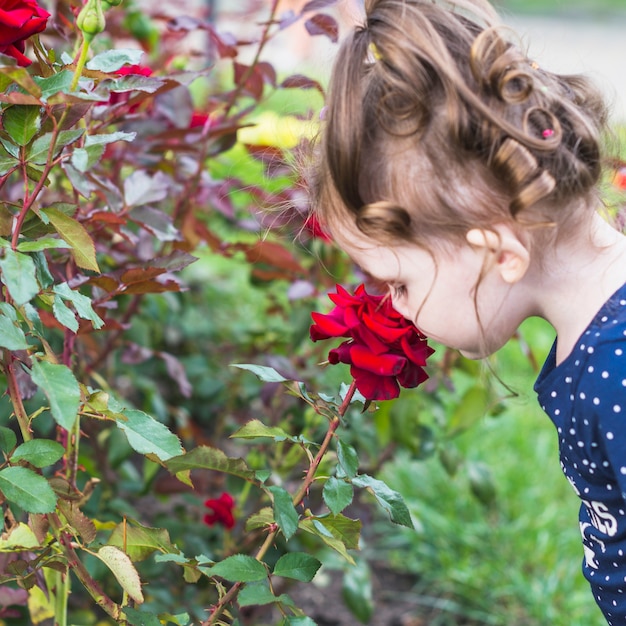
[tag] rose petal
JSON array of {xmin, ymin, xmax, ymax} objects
[
  {"xmin": 310, "ymin": 310, "xmax": 349, "ymax": 340},
  {"xmin": 397, "ymin": 363, "xmax": 429, "ymax": 388},
  {"xmin": 349, "ymin": 344, "xmax": 406, "ymax": 376},
  {"xmin": 350, "ymin": 366, "xmax": 400, "ymax": 400}
]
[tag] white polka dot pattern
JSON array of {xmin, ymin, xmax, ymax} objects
[{"xmin": 535, "ymin": 284, "xmax": 626, "ymax": 623}]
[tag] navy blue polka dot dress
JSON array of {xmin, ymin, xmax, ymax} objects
[{"xmin": 535, "ymin": 284, "xmax": 626, "ymax": 624}]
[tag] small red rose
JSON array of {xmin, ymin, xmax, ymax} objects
[
  {"xmin": 203, "ymin": 492, "xmax": 236, "ymax": 530},
  {"xmin": 310, "ymin": 284, "xmax": 434, "ymax": 401},
  {"xmin": 0, "ymin": 0, "xmax": 50, "ymax": 66}
]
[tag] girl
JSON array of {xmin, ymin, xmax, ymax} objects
[{"xmin": 309, "ymin": 0, "xmax": 626, "ymax": 623}]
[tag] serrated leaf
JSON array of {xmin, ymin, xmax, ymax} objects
[
  {"xmin": 0, "ymin": 66, "xmax": 41, "ymax": 97},
  {"xmin": 0, "ymin": 426, "xmax": 17, "ymax": 454},
  {"xmin": 0, "ymin": 248, "xmax": 40, "ymax": 305},
  {"xmin": 245, "ymin": 507, "xmax": 274, "ymax": 533},
  {"xmin": 123, "ymin": 608, "xmax": 162, "ymax": 626},
  {"xmin": 268, "ymin": 486, "xmax": 298, "ymax": 541},
  {"xmin": 52, "ymin": 294, "xmax": 78, "ymax": 332},
  {"xmin": 115, "ymin": 409, "xmax": 183, "ymax": 462},
  {"xmin": 0, "ymin": 466, "xmax": 57, "ymax": 513},
  {"xmin": 41, "ymin": 208, "xmax": 99, "ymax": 272},
  {"xmin": 204, "ymin": 554, "xmax": 267, "ymax": 583},
  {"xmin": 57, "ymin": 501, "xmax": 97, "ymax": 544},
  {"xmin": 0, "ymin": 522, "xmax": 40, "ymax": 551},
  {"xmin": 237, "ymin": 582, "xmax": 278, "ymax": 607},
  {"xmin": 232, "ymin": 363, "xmax": 289, "ymax": 383},
  {"xmin": 351, "ymin": 475, "xmax": 413, "ymax": 528},
  {"xmin": 96, "ymin": 546, "xmax": 144, "ymax": 604},
  {"xmin": 33, "ymin": 71, "xmax": 75, "ymax": 101},
  {"xmin": 165, "ymin": 446, "xmax": 256, "ymax": 482},
  {"xmin": 273, "ymin": 552, "xmax": 321, "ymax": 582},
  {"xmin": 54, "ymin": 282, "xmax": 104, "ymax": 329},
  {"xmin": 280, "ymin": 617, "xmax": 317, "ymax": 626},
  {"xmin": 298, "ymin": 518, "xmax": 356, "ymax": 565},
  {"xmin": 2, "ymin": 105, "xmax": 40, "ymax": 146},
  {"xmin": 17, "ymin": 238, "xmax": 70, "ymax": 252},
  {"xmin": 231, "ymin": 419, "xmax": 291, "ymax": 441},
  {"xmin": 107, "ymin": 520, "xmax": 178, "ymax": 561},
  {"xmin": 28, "ymin": 129, "xmax": 84, "ymax": 165},
  {"xmin": 336, "ymin": 440, "xmax": 359, "ymax": 478},
  {"xmin": 0, "ymin": 302, "xmax": 29, "ymax": 350},
  {"xmin": 30, "ymin": 360, "xmax": 80, "ymax": 431},
  {"xmin": 70, "ymin": 145, "xmax": 105, "ymax": 173},
  {"xmin": 323, "ymin": 477, "xmax": 353, "ymax": 515},
  {"xmin": 86, "ymin": 49, "xmax": 145, "ymax": 72},
  {"xmin": 85, "ymin": 131, "xmax": 136, "ymax": 146},
  {"xmin": 11, "ymin": 440, "xmax": 64, "ymax": 468}
]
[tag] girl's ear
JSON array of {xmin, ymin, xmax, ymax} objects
[{"xmin": 465, "ymin": 225, "xmax": 530, "ymax": 284}]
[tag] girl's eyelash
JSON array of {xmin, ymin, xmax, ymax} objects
[{"xmin": 391, "ymin": 284, "xmax": 406, "ymax": 298}]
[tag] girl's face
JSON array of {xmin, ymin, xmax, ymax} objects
[{"xmin": 337, "ymin": 231, "xmax": 531, "ymax": 359}]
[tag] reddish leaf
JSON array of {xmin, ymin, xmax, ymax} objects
[
  {"xmin": 123, "ymin": 279, "xmax": 181, "ymax": 294},
  {"xmin": 237, "ymin": 240, "xmax": 305, "ymax": 275},
  {"xmin": 208, "ymin": 25, "xmax": 238, "ymax": 59},
  {"xmin": 86, "ymin": 211, "xmax": 127, "ymax": 226},
  {"xmin": 256, "ymin": 62, "xmax": 277, "ymax": 88},
  {"xmin": 281, "ymin": 74, "xmax": 324, "ymax": 94},
  {"xmin": 305, "ymin": 14, "xmax": 339, "ymax": 43},
  {"xmin": 233, "ymin": 62, "xmax": 264, "ymax": 100},
  {"xmin": 121, "ymin": 267, "xmax": 166, "ymax": 284},
  {"xmin": 302, "ymin": 0, "xmax": 338, "ymax": 12},
  {"xmin": 88, "ymin": 276, "xmax": 119, "ymax": 292}
]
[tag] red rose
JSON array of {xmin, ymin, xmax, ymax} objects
[
  {"xmin": 203, "ymin": 492, "xmax": 236, "ymax": 529},
  {"xmin": 0, "ymin": 0, "xmax": 50, "ymax": 66},
  {"xmin": 310, "ymin": 284, "xmax": 434, "ymax": 401}
]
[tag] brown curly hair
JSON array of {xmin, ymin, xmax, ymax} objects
[{"xmin": 310, "ymin": 0, "xmax": 609, "ymax": 248}]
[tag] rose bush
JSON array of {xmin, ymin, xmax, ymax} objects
[
  {"xmin": 0, "ymin": 0, "xmax": 49, "ymax": 65},
  {"xmin": 310, "ymin": 284, "xmax": 434, "ymax": 400}
]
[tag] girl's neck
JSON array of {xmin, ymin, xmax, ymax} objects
[{"xmin": 532, "ymin": 213, "xmax": 626, "ymax": 364}]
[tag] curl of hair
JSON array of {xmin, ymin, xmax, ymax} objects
[{"xmin": 313, "ymin": 0, "xmax": 609, "ymax": 245}]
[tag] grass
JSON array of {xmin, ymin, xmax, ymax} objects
[
  {"xmin": 496, "ymin": 0, "xmax": 626, "ymax": 15},
  {"xmin": 373, "ymin": 318, "xmax": 607, "ymax": 625}
]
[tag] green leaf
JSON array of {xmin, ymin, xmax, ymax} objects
[
  {"xmin": 232, "ymin": 363, "xmax": 289, "ymax": 383},
  {"xmin": 0, "ymin": 522, "xmax": 40, "ymax": 551},
  {"xmin": 30, "ymin": 360, "xmax": 80, "ymax": 431},
  {"xmin": 31, "ymin": 250, "xmax": 54, "ymax": 289},
  {"xmin": 298, "ymin": 517, "xmax": 359, "ymax": 565},
  {"xmin": 0, "ymin": 466, "xmax": 57, "ymax": 513},
  {"xmin": 245, "ymin": 507, "xmax": 274, "ymax": 533},
  {"xmin": 0, "ymin": 248, "xmax": 40, "ymax": 305},
  {"xmin": 116, "ymin": 409, "xmax": 183, "ymax": 462},
  {"xmin": 33, "ymin": 71, "xmax": 75, "ymax": 101},
  {"xmin": 11, "ymin": 440, "xmax": 64, "ymax": 468},
  {"xmin": 204, "ymin": 554, "xmax": 267, "ymax": 583},
  {"xmin": 0, "ymin": 427, "xmax": 17, "ymax": 455},
  {"xmin": 467, "ymin": 461, "xmax": 497, "ymax": 507},
  {"xmin": 17, "ymin": 238, "xmax": 69, "ymax": 252},
  {"xmin": 0, "ymin": 66, "xmax": 41, "ymax": 97},
  {"xmin": 231, "ymin": 419, "xmax": 291, "ymax": 441},
  {"xmin": 447, "ymin": 386, "xmax": 490, "ymax": 435},
  {"xmin": 0, "ymin": 303, "xmax": 29, "ymax": 350},
  {"xmin": 52, "ymin": 294, "xmax": 78, "ymax": 332},
  {"xmin": 273, "ymin": 552, "xmax": 321, "ymax": 582},
  {"xmin": 342, "ymin": 560, "xmax": 373, "ymax": 624},
  {"xmin": 85, "ymin": 131, "xmax": 136, "ymax": 146},
  {"xmin": 54, "ymin": 282, "xmax": 104, "ymax": 329},
  {"xmin": 41, "ymin": 208, "xmax": 99, "ymax": 272},
  {"xmin": 165, "ymin": 446, "xmax": 257, "ymax": 482},
  {"xmin": 122, "ymin": 608, "xmax": 161, "ymax": 626},
  {"xmin": 337, "ymin": 440, "xmax": 359, "ymax": 478},
  {"xmin": 28, "ymin": 129, "xmax": 84, "ymax": 165},
  {"xmin": 86, "ymin": 49, "xmax": 145, "ymax": 72},
  {"xmin": 279, "ymin": 618, "xmax": 317, "ymax": 626},
  {"xmin": 2, "ymin": 105, "xmax": 41, "ymax": 146},
  {"xmin": 237, "ymin": 582, "xmax": 277, "ymax": 607},
  {"xmin": 267, "ymin": 486, "xmax": 299, "ymax": 541},
  {"xmin": 70, "ymin": 145, "xmax": 105, "ymax": 173},
  {"xmin": 351, "ymin": 475, "xmax": 413, "ymax": 528},
  {"xmin": 323, "ymin": 477, "xmax": 353, "ymax": 515},
  {"xmin": 107, "ymin": 520, "xmax": 179, "ymax": 561},
  {"xmin": 96, "ymin": 546, "xmax": 144, "ymax": 604}
]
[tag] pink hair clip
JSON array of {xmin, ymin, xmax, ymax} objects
[{"xmin": 542, "ymin": 128, "xmax": 555, "ymax": 139}]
